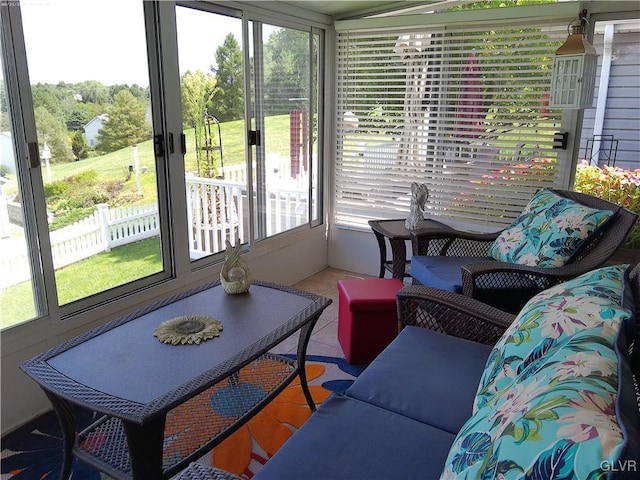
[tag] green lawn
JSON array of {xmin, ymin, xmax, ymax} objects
[
  {"xmin": 3, "ymin": 114, "xmax": 292, "ymax": 201},
  {"xmin": 1, "ymin": 237, "xmax": 162, "ymax": 329}
]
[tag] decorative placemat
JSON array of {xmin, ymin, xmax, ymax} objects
[{"xmin": 154, "ymin": 315, "xmax": 223, "ymax": 345}]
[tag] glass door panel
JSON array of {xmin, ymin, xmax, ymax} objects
[
  {"xmin": 255, "ymin": 23, "xmax": 318, "ymax": 239},
  {"xmin": 0, "ymin": 21, "xmax": 39, "ymax": 329},
  {"xmin": 175, "ymin": 5, "xmax": 247, "ymax": 261},
  {"xmin": 20, "ymin": 0, "xmax": 163, "ymax": 306}
]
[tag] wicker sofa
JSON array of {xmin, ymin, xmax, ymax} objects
[{"xmin": 180, "ymin": 264, "xmax": 640, "ymax": 480}]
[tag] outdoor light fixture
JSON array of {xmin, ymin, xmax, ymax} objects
[{"xmin": 549, "ymin": 10, "xmax": 598, "ymax": 109}]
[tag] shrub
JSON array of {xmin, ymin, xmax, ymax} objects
[
  {"xmin": 48, "ymin": 207, "xmax": 95, "ymax": 231},
  {"xmin": 43, "ymin": 179, "xmax": 68, "ymax": 198},
  {"xmin": 574, "ymin": 162, "xmax": 640, "ymax": 249},
  {"xmin": 45, "ymin": 170, "xmax": 124, "ymax": 230}
]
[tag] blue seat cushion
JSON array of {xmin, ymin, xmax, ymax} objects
[
  {"xmin": 253, "ymin": 394, "xmax": 456, "ymax": 480},
  {"xmin": 346, "ymin": 326, "xmax": 492, "ymax": 434},
  {"xmin": 410, "ymin": 255, "xmax": 491, "ymax": 292}
]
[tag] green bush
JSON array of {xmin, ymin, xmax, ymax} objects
[
  {"xmin": 45, "ymin": 170, "xmax": 123, "ymax": 230},
  {"xmin": 48, "ymin": 207, "xmax": 96, "ymax": 230},
  {"xmin": 68, "ymin": 169, "xmax": 99, "ymax": 185},
  {"xmin": 43, "ymin": 179, "xmax": 68, "ymax": 198},
  {"xmin": 574, "ymin": 162, "xmax": 640, "ymax": 249}
]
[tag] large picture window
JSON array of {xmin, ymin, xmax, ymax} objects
[{"xmin": 0, "ymin": 1, "xmax": 326, "ymax": 331}]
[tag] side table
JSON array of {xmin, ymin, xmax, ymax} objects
[{"xmin": 368, "ymin": 218, "xmax": 451, "ymax": 280}]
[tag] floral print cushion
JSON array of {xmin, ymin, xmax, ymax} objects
[
  {"xmin": 474, "ymin": 264, "xmax": 631, "ymax": 412},
  {"xmin": 441, "ymin": 266, "xmax": 635, "ymax": 479},
  {"xmin": 441, "ymin": 346, "xmax": 625, "ymax": 480},
  {"xmin": 489, "ymin": 189, "xmax": 614, "ymax": 267}
]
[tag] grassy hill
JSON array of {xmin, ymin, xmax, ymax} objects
[{"xmin": 6, "ymin": 114, "xmax": 292, "ymax": 204}]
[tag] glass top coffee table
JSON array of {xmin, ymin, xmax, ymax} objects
[{"xmin": 21, "ymin": 280, "xmax": 331, "ymax": 480}]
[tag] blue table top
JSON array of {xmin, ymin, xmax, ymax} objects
[{"xmin": 22, "ymin": 280, "xmax": 330, "ymax": 422}]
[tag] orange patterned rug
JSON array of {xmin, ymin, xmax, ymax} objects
[{"xmin": 200, "ymin": 355, "xmax": 363, "ymax": 479}]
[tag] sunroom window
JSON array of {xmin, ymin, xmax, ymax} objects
[{"xmin": 334, "ymin": 15, "xmax": 571, "ymax": 231}]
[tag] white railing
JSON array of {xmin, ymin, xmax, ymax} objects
[
  {"xmin": 1, "ymin": 171, "xmax": 310, "ymax": 287},
  {"xmin": 186, "ymin": 175, "xmax": 246, "ymax": 258},
  {"xmin": 185, "ymin": 174, "xmax": 309, "ymax": 257}
]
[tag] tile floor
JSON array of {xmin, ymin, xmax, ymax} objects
[{"xmin": 270, "ymin": 267, "xmax": 372, "ymax": 358}]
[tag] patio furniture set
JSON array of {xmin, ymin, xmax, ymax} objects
[
  {"xmin": 179, "ymin": 187, "xmax": 639, "ymax": 479},
  {"xmin": 182, "ymin": 262, "xmax": 640, "ymax": 479},
  {"xmin": 21, "ymin": 187, "xmax": 639, "ymax": 479}
]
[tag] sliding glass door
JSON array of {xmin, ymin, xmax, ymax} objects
[
  {"xmin": 175, "ymin": 5, "xmax": 323, "ymax": 261},
  {"xmin": 0, "ymin": 0, "xmax": 325, "ymax": 331},
  {"xmin": 175, "ymin": 4, "xmax": 248, "ymax": 260},
  {"xmin": 1, "ymin": 0, "xmax": 170, "ymax": 328},
  {"xmin": 0, "ymin": 15, "xmax": 40, "ymax": 327}
]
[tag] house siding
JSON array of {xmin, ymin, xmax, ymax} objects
[
  {"xmin": 84, "ymin": 114, "xmax": 108, "ymax": 148},
  {"xmin": 579, "ymin": 29, "xmax": 640, "ymax": 170}
]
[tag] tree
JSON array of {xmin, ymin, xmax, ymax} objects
[
  {"xmin": 71, "ymin": 130, "xmax": 89, "ymax": 160},
  {"xmin": 34, "ymin": 106, "xmax": 74, "ymax": 163},
  {"xmin": 211, "ymin": 33, "xmax": 244, "ymax": 122},
  {"xmin": 182, "ymin": 70, "xmax": 217, "ymax": 129},
  {"xmin": 32, "ymin": 83, "xmax": 75, "ymax": 120},
  {"xmin": 75, "ymin": 80, "xmax": 110, "ymax": 105},
  {"xmin": 96, "ymin": 90, "xmax": 151, "ymax": 153},
  {"xmin": 66, "ymin": 104, "xmax": 93, "ymax": 131},
  {"xmin": 263, "ymin": 28, "xmax": 311, "ymax": 116},
  {"xmin": 181, "ymin": 70, "xmax": 218, "ymax": 177}
]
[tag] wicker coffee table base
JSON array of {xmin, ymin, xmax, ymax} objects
[{"xmin": 73, "ymin": 354, "xmax": 297, "ymax": 480}]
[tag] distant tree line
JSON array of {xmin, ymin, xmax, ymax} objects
[
  {"xmin": 181, "ymin": 29, "xmax": 314, "ymax": 128},
  {"xmin": 1, "ymin": 27, "xmax": 314, "ymax": 166},
  {"xmin": 181, "ymin": 29, "xmax": 314, "ymax": 177}
]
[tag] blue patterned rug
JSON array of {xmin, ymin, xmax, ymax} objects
[{"xmin": 1, "ymin": 356, "xmax": 365, "ymax": 480}]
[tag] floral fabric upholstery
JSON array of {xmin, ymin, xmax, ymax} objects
[
  {"xmin": 489, "ymin": 189, "xmax": 614, "ymax": 267},
  {"xmin": 440, "ymin": 265, "xmax": 636, "ymax": 480},
  {"xmin": 474, "ymin": 264, "xmax": 631, "ymax": 412}
]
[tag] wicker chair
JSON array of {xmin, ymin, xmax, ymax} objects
[
  {"xmin": 397, "ymin": 285, "xmax": 515, "ymax": 345},
  {"xmin": 396, "ymin": 263, "xmax": 640, "ymax": 347},
  {"xmin": 409, "ymin": 189, "xmax": 638, "ymax": 314}
]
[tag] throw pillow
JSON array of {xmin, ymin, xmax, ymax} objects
[
  {"xmin": 442, "ymin": 266, "xmax": 638, "ymax": 479},
  {"xmin": 473, "ymin": 264, "xmax": 631, "ymax": 412},
  {"xmin": 489, "ymin": 189, "xmax": 614, "ymax": 267},
  {"xmin": 441, "ymin": 339, "xmax": 626, "ymax": 480}
]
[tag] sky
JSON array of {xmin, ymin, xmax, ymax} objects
[{"xmin": 20, "ymin": 0, "xmax": 243, "ymax": 87}]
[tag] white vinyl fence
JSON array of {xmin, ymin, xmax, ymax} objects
[
  {"xmin": 185, "ymin": 174, "xmax": 308, "ymax": 258},
  {"xmin": 1, "ymin": 203, "xmax": 159, "ymax": 288}
]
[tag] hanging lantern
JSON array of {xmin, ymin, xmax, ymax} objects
[{"xmin": 549, "ymin": 11, "xmax": 598, "ymax": 109}]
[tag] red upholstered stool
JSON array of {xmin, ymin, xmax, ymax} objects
[{"xmin": 337, "ymin": 278, "xmax": 404, "ymax": 364}]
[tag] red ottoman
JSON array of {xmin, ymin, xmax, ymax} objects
[{"xmin": 337, "ymin": 278, "xmax": 404, "ymax": 364}]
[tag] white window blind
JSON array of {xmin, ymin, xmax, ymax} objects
[{"xmin": 335, "ymin": 19, "xmax": 568, "ymax": 231}]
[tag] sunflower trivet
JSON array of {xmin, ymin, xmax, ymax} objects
[{"xmin": 154, "ymin": 315, "xmax": 223, "ymax": 345}]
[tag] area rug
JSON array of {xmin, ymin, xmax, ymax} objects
[{"xmin": 1, "ymin": 356, "xmax": 365, "ymax": 480}]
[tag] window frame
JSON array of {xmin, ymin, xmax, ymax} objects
[{"xmin": 0, "ymin": 0, "xmax": 330, "ymax": 337}]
